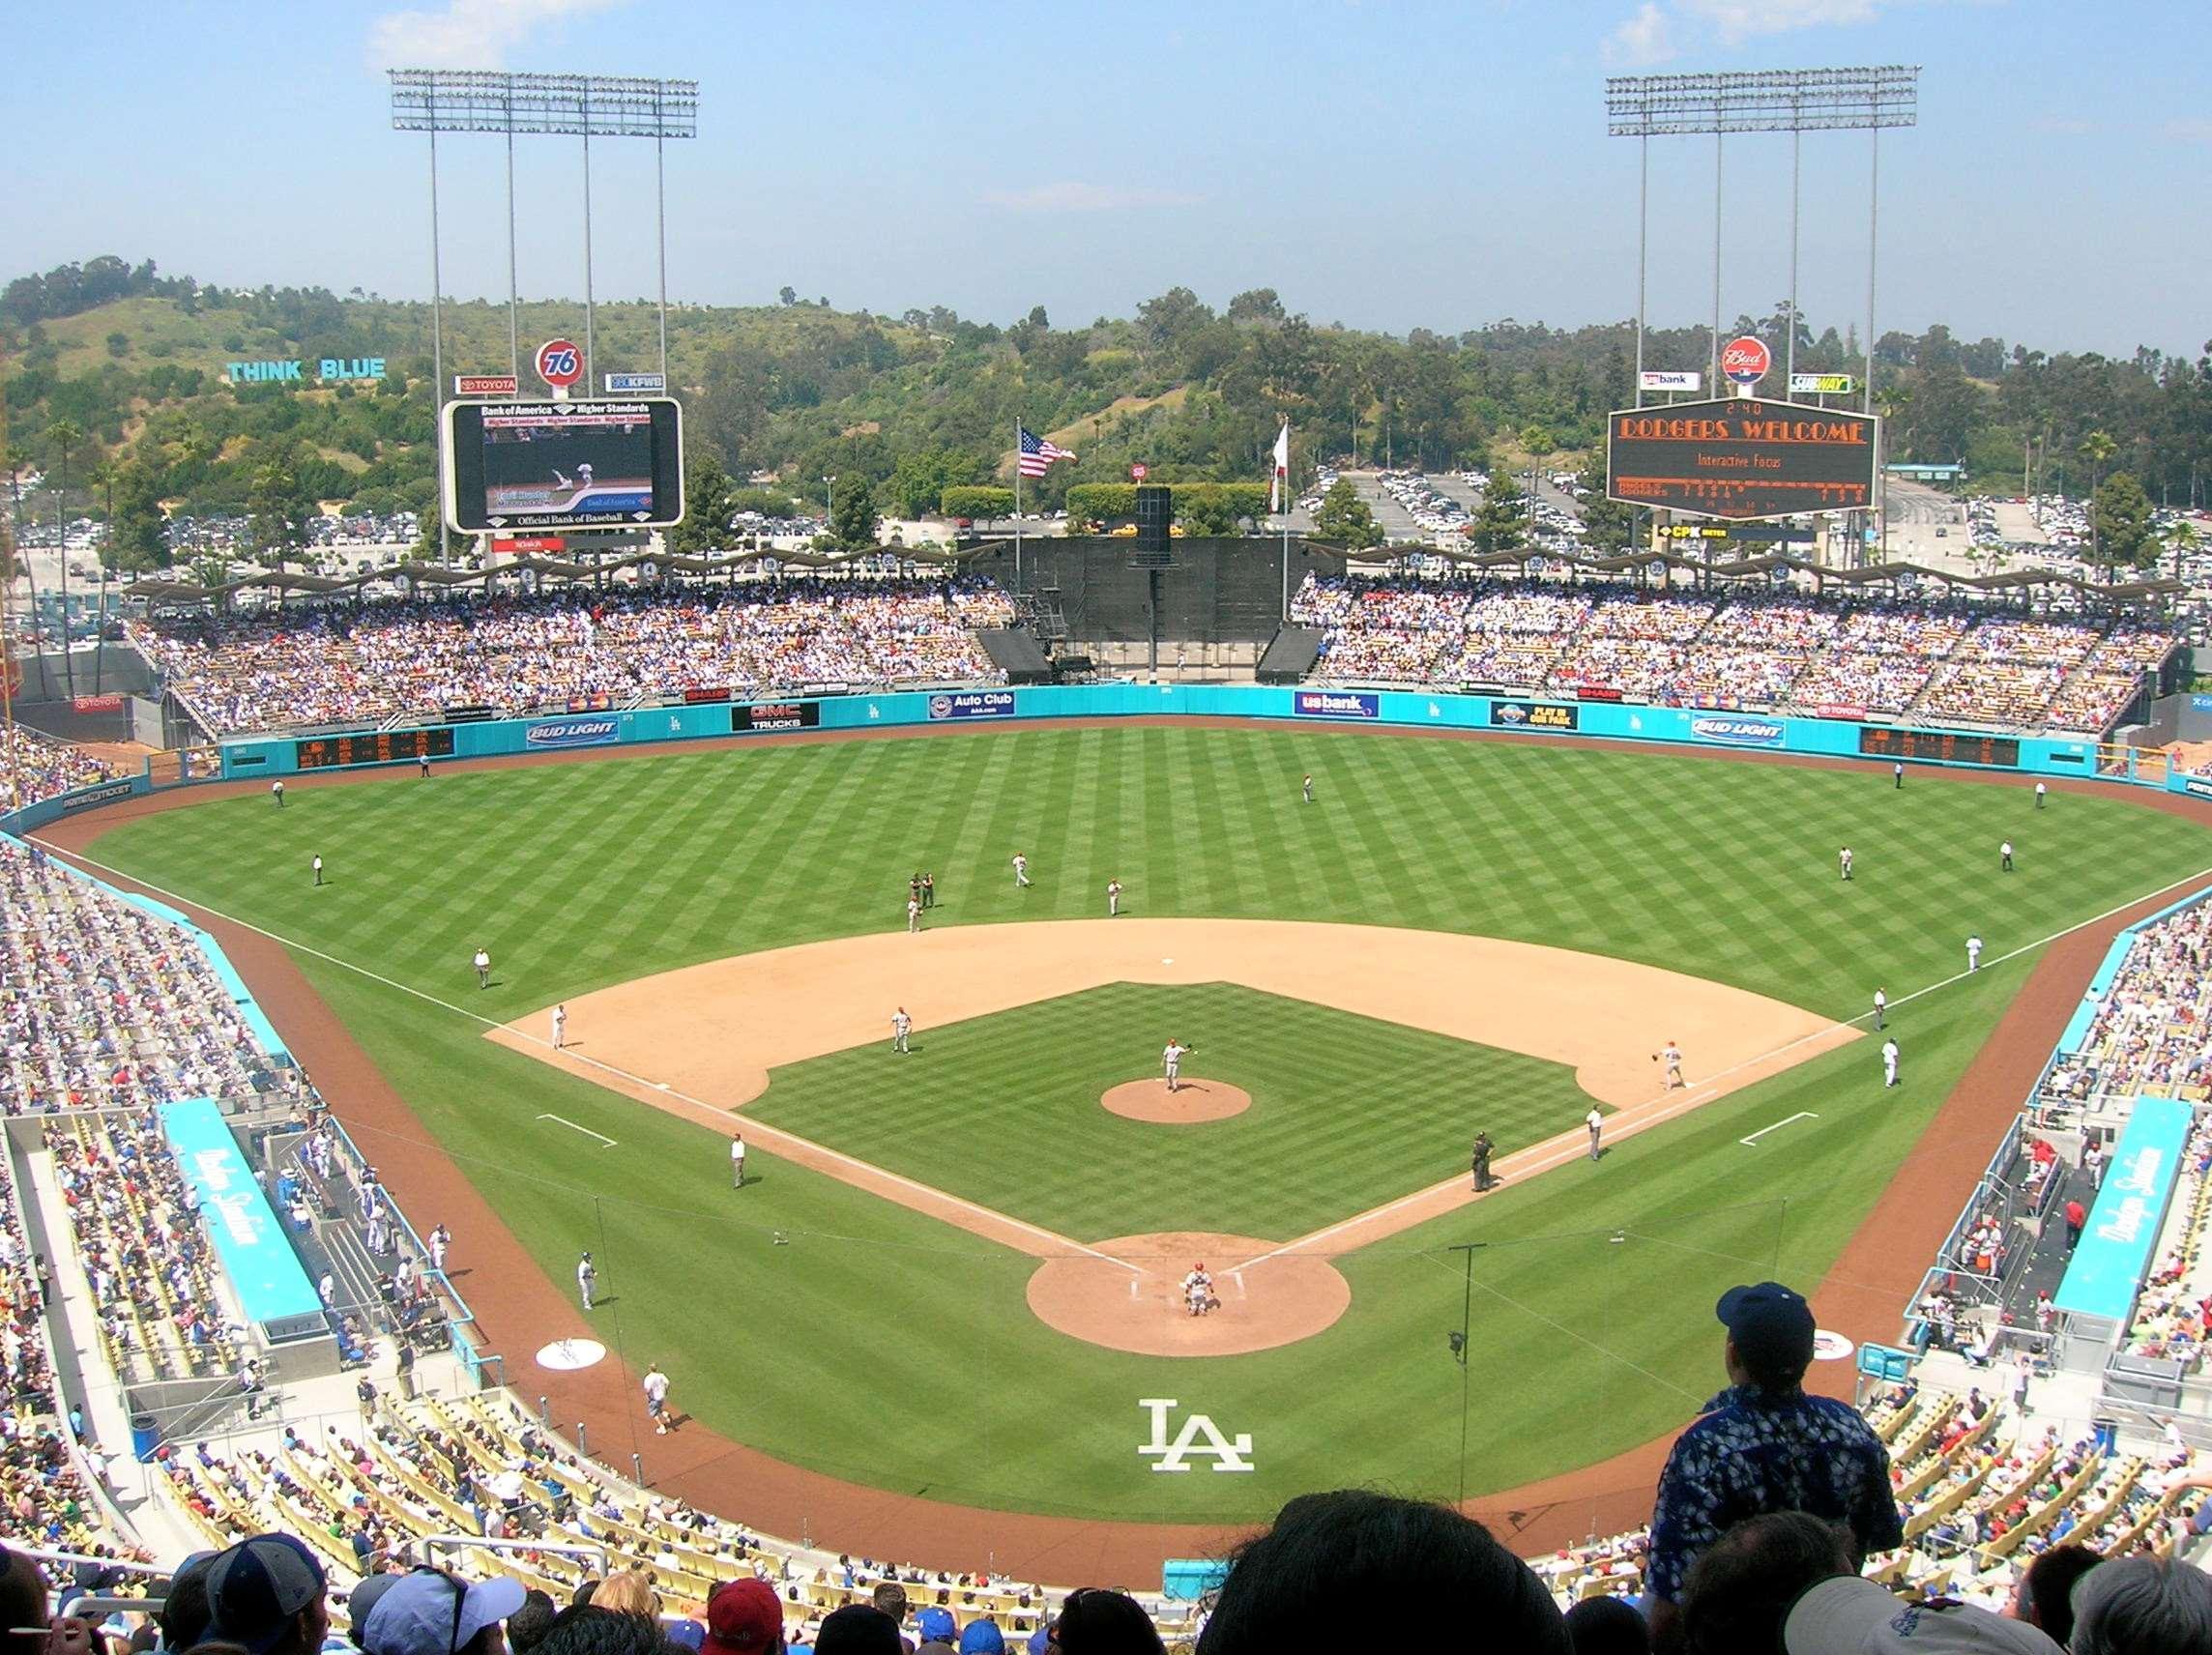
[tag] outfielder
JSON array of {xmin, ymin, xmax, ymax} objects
[
  {"xmin": 1839, "ymin": 846, "xmax": 1853, "ymax": 882},
  {"xmin": 891, "ymin": 1006, "xmax": 912, "ymax": 1054},
  {"xmin": 1882, "ymin": 1038, "xmax": 1900, "ymax": 1089},
  {"xmin": 1162, "ymin": 1038, "xmax": 1189, "ymax": 1093},
  {"xmin": 1107, "ymin": 878, "xmax": 1122, "ymax": 916},
  {"xmin": 730, "ymin": 1133, "xmax": 746, "ymax": 1189},
  {"xmin": 272, "ymin": 779, "xmax": 285, "ymax": 808},
  {"xmin": 1586, "ymin": 1107, "xmax": 1604, "ymax": 1162},
  {"xmin": 1966, "ymin": 934, "xmax": 1983, "ymax": 973},
  {"xmin": 2034, "ymin": 781, "xmax": 2048, "ymax": 810},
  {"xmin": 2000, "ymin": 839, "xmax": 2014, "ymax": 873},
  {"xmin": 473, "ymin": 947, "xmax": 491, "ymax": 990},
  {"xmin": 1012, "ymin": 853, "xmax": 1031, "ymax": 887},
  {"xmin": 1302, "ymin": 773, "xmax": 1313, "ymax": 804}
]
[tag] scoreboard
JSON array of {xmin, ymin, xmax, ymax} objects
[
  {"xmin": 1607, "ymin": 397, "xmax": 1877, "ymax": 521},
  {"xmin": 1856, "ymin": 726, "xmax": 2022, "ymax": 769},
  {"xmin": 295, "ymin": 729, "xmax": 456, "ymax": 769}
]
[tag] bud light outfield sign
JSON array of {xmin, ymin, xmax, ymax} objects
[
  {"xmin": 927, "ymin": 690, "xmax": 1016, "ymax": 721},
  {"xmin": 1691, "ymin": 714, "xmax": 1785, "ymax": 748},
  {"xmin": 1294, "ymin": 690, "xmax": 1380, "ymax": 720},
  {"xmin": 525, "ymin": 715, "xmax": 620, "ymax": 749}
]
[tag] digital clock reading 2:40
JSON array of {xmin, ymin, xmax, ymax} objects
[
  {"xmin": 1856, "ymin": 726, "xmax": 2022, "ymax": 769},
  {"xmin": 293, "ymin": 729, "xmax": 457, "ymax": 770}
]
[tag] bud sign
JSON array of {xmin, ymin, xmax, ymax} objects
[{"xmin": 1721, "ymin": 336, "xmax": 1771, "ymax": 388}]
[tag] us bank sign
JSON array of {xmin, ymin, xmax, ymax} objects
[{"xmin": 227, "ymin": 358, "xmax": 388, "ymax": 385}]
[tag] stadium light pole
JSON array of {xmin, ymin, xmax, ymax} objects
[
  {"xmin": 1449, "ymin": 1241, "xmax": 1484, "ymax": 1508},
  {"xmin": 1606, "ymin": 66, "xmax": 1918, "ymax": 396}
]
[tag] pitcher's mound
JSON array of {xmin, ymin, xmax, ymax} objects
[
  {"xmin": 1101, "ymin": 1078, "xmax": 1251, "ymax": 1123},
  {"xmin": 1027, "ymin": 1231, "xmax": 1351, "ymax": 1356}
]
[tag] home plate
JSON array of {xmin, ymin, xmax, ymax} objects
[
  {"xmin": 1162, "ymin": 958, "xmax": 1175, "ymax": 966},
  {"xmin": 536, "ymin": 1338, "xmax": 607, "ymax": 1372},
  {"xmin": 1813, "ymin": 1330, "xmax": 1854, "ymax": 1362},
  {"xmin": 656, "ymin": 1082, "xmax": 671, "ymax": 1090}
]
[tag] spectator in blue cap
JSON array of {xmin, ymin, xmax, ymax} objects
[
  {"xmin": 954, "ymin": 1624, "xmax": 1001, "ymax": 1655},
  {"xmin": 364, "ymin": 1569, "xmax": 527, "ymax": 1655},
  {"xmin": 1644, "ymin": 1282, "xmax": 1902, "ymax": 1650},
  {"xmin": 202, "ymin": 1535, "xmax": 331, "ymax": 1655},
  {"xmin": 345, "ymin": 1577, "xmax": 405, "ymax": 1651},
  {"xmin": 912, "ymin": 1611, "xmax": 954, "ymax": 1652}
]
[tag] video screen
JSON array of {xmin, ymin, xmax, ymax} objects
[{"xmin": 480, "ymin": 405, "xmax": 655, "ymax": 520}]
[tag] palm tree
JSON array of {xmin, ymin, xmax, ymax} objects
[
  {"xmin": 2169, "ymin": 519, "xmax": 2198, "ymax": 590},
  {"xmin": 2080, "ymin": 429, "xmax": 2117, "ymax": 579},
  {"xmin": 4, "ymin": 444, "xmax": 51, "ymax": 699},
  {"xmin": 44, "ymin": 418, "xmax": 83, "ymax": 695}
]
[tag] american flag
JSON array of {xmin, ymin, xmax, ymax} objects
[{"xmin": 1018, "ymin": 426, "xmax": 1076, "ymax": 477}]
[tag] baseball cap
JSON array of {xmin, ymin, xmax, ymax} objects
[
  {"xmin": 346, "ymin": 1576, "xmax": 405, "ymax": 1645},
  {"xmin": 1025, "ymin": 1634, "xmax": 1049, "ymax": 1655},
  {"xmin": 204, "ymin": 1534, "xmax": 329, "ymax": 1655},
  {"xmin": 812, "ymin": 1605, "xmax": 901, "ymax": 1655},
  {"xmin": 1784, "ymin": 1578, "xmax": 2061, "ymax": 1655},
  {"xmin": 915, "ymin": 1610, "xmax": 955, "ymax": 1645},
  {"xmin": 1717, "ymin": 1281, "xmax": 1818, "ymax": 1373},
  {"xmin": 705, "ymin": 1579, "xmax": 784, "ymax": 1655},
  {"xmin": 667, "ymin": 1622, "xmax": 707, "ymax": 1652},
  {"xmin": 955, "ymin": 1625, "xmax": 1003, "ymax": 1655},
  {"xmin": 364, "ymin": 1571, "xmax": 528, "ymax": 1655}
]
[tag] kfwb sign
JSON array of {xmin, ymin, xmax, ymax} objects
[{"xmin": 1138, "ymin": 1399, "xmax": 1254, "ymax": 1473}]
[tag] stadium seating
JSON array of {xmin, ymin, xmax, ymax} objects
[
  {"xmin": 0, "ymin": 728, "xmax": 127, "ymax": 809},
  {"xmin": 127, "ymin": 578, "xmax": 1019, "ymax": 737},
  {"xmin": 2046, "ymin": 900, "xmax": 2212, "ymax": 1105},
  {"xmin": 1291, "ymin": 573, "xmax": 2177, "ymax": 735}
]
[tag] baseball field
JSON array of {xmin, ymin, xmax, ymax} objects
[{"xmin": 68, "ymin": 721, "xmax": 2212, "ymax": 1555}]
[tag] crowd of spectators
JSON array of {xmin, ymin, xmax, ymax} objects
[
  {"xmin": 2116, "ymin": 1111, "xmax": 2212, "ymax": 1372},
  {"xmin": 1292, "ymin": 573, "xmax": 2176, "ymax": 733},
  {"xmin": 0, "ymin": 730, "xmax": 128, "ymax": 810},
  {"xmin": 129, "ymin": 578, "xmax": 1019, "ymax": 736},
  {"xmin": 2045, "ymin": 900, "xmax": 2212, "ymax": 1107}
]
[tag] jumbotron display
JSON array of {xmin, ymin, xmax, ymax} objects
[
  {"xmin": 1606, "ymin": 397, "xmax": 1877, "ymax": 521},
  {"xmin": 443, "ymin": 397, "xmax": 686, "ymax": 534}
]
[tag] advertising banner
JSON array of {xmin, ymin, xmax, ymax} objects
[
  {"xmin": 159, "ymin": 1099, "xmax": 323, "ymax": 1325},
  {"xmin": 524, "ymin": 715, "xmax": 620, "ymax": 749},
  {"xmin": 1639, "ymin": 371, "xmax": 1704, "ymax": 392},
  {"xmin": 2054, "ymin": 1096, "xmax": 2193, "ymax": 1322},
  {"xmin": 1606, "ymin": 397, "xmax": 1877, "ymax": 521},
  {"xmin": 604, "ymin": 372, "xmax": 666, "ymax": 393},
  {"xmin": 57, "ymin": 778, "xmax": 135, "ymax": 812},
  {"xmin": 1691, "ymin": 714, "xmax": 1786, "ymax": 748},
  {"xmin": 733, "ymin": 700, "xmax": 824, "ymax": 733},
  {"xmin": 1789, "ymin": 373, "xmax": 1856, "ymax": 395},
  {"xmin": 72, "ymin": 694, "xmax": 124, "ymax": 712},
  {"xmin": 1293, "ymin": 690, "xmax": 1381, "ymax": 720},
  {"xmin": 684, "ymin": 687, "xmax": 734, "ymax": 706},
  {"xmin": 1815, "ymin": 704, "xmax": 1870, "ymax": 722},
  {"xmin": 2185, "ymin": 776, "xmax": 2212, "ymax": 800},
  {"xmin": 1489, "ymin": 700, "xmax": 1580, "ymax": 733},
  {"xmin": 927, "ymin": 690, "xmax": 1017, "ymax": 721},
  {"xmin": 1574, "ymin": 685, "xmax": 1625, "ymax": 703}
]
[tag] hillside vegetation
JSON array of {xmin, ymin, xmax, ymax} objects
[{"xmin": 3, "ymin": 254, "xmax": 2207, "ymax": 573}]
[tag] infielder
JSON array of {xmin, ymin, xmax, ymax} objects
[
  {"xmin": 1012, "ymin": 853, "xmax": 1031, "ymax": 887},
  {"xmin": 1107, "ymin": 878, "xmax": 1122, "ymax": 916},
  {"xmin": 576, "ymin": 1252, "xmax": 597, "ymax": 1312},
  {"xmin": 1162, "ymin": 1038, "xmax": 1189, "ymax": 1093},
  {"xmin": 1586, "ymin": 1107, "xmax": 1604, "ymax": 1162},
  {"xmin": 1966, "ymin": 934, "xmax": 1984, "ymax": 973},
  {"xmin": 1839, "ymin": 846, "xmax": 1853, "ymax": 882},
  {"xmin": 730, "ymin": 1133, "xmax": 746, "ymax": 1188},
  {"xmin": 1873, "ymin": 987, "xmax": 1887, "ymax": 1031},
  {"xmin": 473, "ymin": 947, "xmax": 491, "ymax": 990},
  {"xmin": 1882, "ymin": 1038, "xmax": 1900, "ymax": 1089},
  {"xmin": 551, "ymin": 1003, "xmax": 568, "ymax": 1050},
  {"xmin": 1655, "ymin": 1041, "xmax": 1684, "ymax": 1090},
  {"xmin": 906, "ymin": 896, "xmax": 921, "ymax": 933},
  {"xmin": 891, "ymin": 1006, "xmax": 912, "ymax": 1054}
]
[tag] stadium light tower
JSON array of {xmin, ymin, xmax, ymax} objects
[
  {"xmin": 390, "ymin": 71, "xmax": 699, "ymax": 563},
  {"xmin": 1605, "ymin": 67, "xmax": 1918, "ymax": 409}
]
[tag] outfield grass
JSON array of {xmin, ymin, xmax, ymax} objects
[
  {"xmin": 84, "ymin": 727, "xmax": 2212, "ymax": 1520},
  {"xmin": 743, "ymin": 981, "xmax": 1588, "ymax": 1241}
]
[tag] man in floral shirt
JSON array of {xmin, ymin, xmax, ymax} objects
[{"xmin": 1645, "ymin": 1281, "xmax": 1902, "ymax": 1645}]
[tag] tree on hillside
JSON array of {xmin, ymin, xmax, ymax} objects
[
  {"xmin": 887, "ymin": 447, "xmax": 985, "ymax": 518},
  {"xmin": 2079, "ymin": 427, "xmax": 2117, "ymax": 563},
  {"xmin": 105, "ymin": 459, "xmax": 169, "ymax": 572},
  {"xmin": 830, "ymin": 474, "xmax": 878, "ymax": 550},
  {"xmin": 1227, "ymin": 288, "xmax": 1286, "ymax": 326},
  {"xmin": 246, "ymin": 449, "xmax": 314, "ymax": 570},
  {"xmin": 2091, "ymin": 472, "xmax": 2154, "ymax": 580},
  {"xmin": 1312, "ymin": 478, "xmax": 1382, "ymax": 550},
  {"xmin": 1470, "ymin": 473, "xmax": 1528, "ymax": 555},
  {"xmin": 669, "ymin": 451, "xmax": 737, "ymax": 557},
  {"xmin": 778, "ymin": 286, "xmax": 796, "ymax": 306}
]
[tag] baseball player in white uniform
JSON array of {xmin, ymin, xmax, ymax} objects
[
  {"xmin": 1012, "ymin": 853, "xmax": 1031, "ymax": 887},
  {"xmin": 2034, "ymin": 781, "xmax": 2047, "ymax": 810},
  {"xmin": 1656, "ymin": 1041, "xmax": 1684, "ymax": 1090},
  {"xmin": 1162, "ymin": 1039, "xmax": 1188, "ymax": 1092},
  {"xmin": 473, "ymin": 947, "xmax": 491, "ymax": 990},
  {"xmin": 2000, "ymin": 840, "xmax": 2014, "ymax": 873},
  {"xmin": 1966, "ymin": 934, "xmax": 1983, "ymax": 973},
  {"xmin": 1882, "ymin": 1038, "xmax": 1900, "ymax": 1088},
  {"xmin": 272, "ymin": 779, "xmax": 284, "ymax": 808},
  {"xmin": 1586, "ymin": 1107, "xmax": 1604, "ymax": 1162},
  {"xmin": 551, "ymin": 1003, "xmax": 568, "ymax": 1050},
  {"xmin": 1302, "ymin": 773, "xmax": 1313, "ymax": 804},
  {"xmin": 891, "ymin": 1007, "xmax": 912, "ymax": 1053},
  {"xmin": 1107, "ymin": 879, "xmax": 1122, "ymax": 916},
  {"xmin": 1873, "ymin": 988, "xmax": 1887, "ymax": 1031},
  {"xmin": 906, "ymin": 896, "xmax": 921, "ymax": 933},
  {"xmin": 1839, "ymin": 846, "xmax": 1853, "ymax": 882},
  {"xmin": 730, "ymin": 1133, "xmax": 746, "ymax": 1188}
]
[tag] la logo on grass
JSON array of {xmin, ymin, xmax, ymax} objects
[{"xmin": 1139, "ymin": 1398, "xmax": 1254, "ymax": 1473}]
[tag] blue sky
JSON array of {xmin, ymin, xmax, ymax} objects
[{"xmin": 10, "ymin": 1, "xmax": 2206, "ymax": 357}]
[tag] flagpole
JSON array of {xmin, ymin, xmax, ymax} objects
[
  {"xmin": 1281, "ymin": 421, "xmax": 1291, "ymax": 624},
  {"xmin": 1013, "ymin": 417, "xmax": 1023, "ymax": 596}
]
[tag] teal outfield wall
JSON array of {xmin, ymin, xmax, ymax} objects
[{"xmin": 195, "ymin": 685, "xmax": 2124, "ymax": 783}]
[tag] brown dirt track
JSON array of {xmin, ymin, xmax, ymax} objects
[
  {"xmin": 34, "ymin": 716, "xmax": 2212, "ymax": 1584},
  {"xmin": 1101, "ymin": 1080, "xmax": 1250, "ymax": 1124}
]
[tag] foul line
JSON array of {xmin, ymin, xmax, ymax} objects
[
  {"xmin": 33, "ymin": 841, "xmax": 1143, "ymax": 1278},
  {"xmin": 1740, "ymin": 1112, "xmax": 1819, "ymax": 1147},
  {"xmin": 537, "ymin": 1113, "xmax": 617, "ymax": 1148},
  {"xmin": 1223, "ymin": 864, "xmax": 2212, "ymax": 1275}
]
